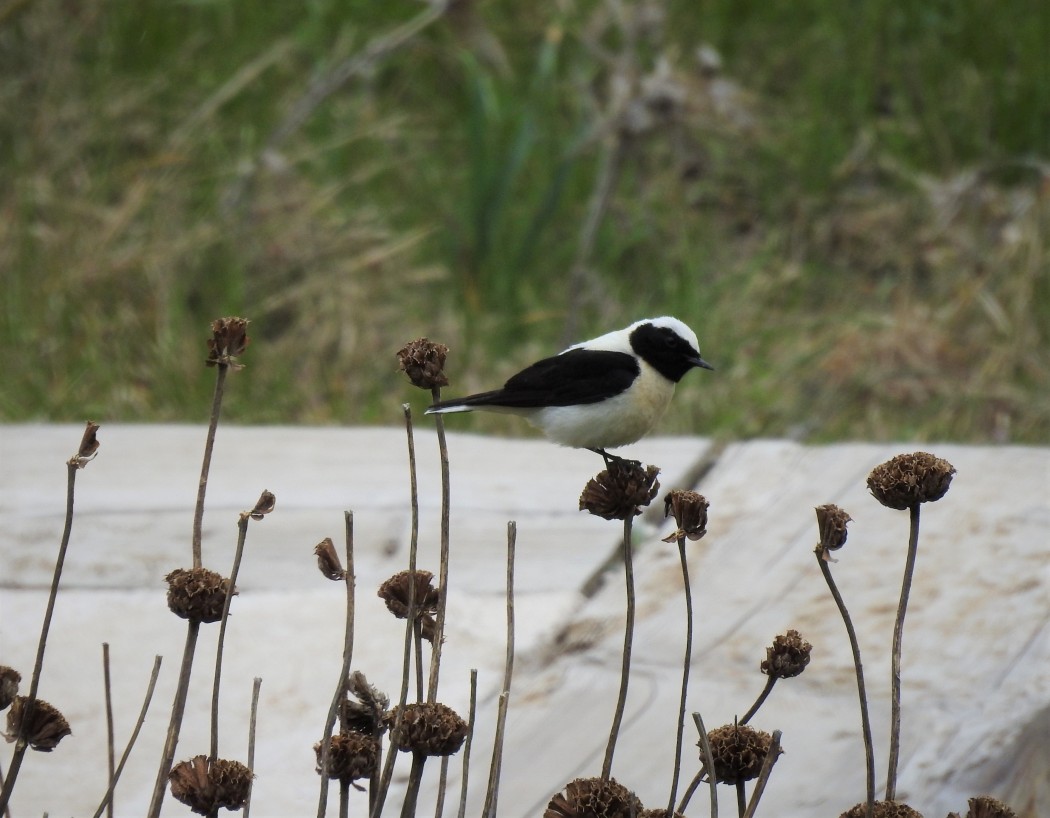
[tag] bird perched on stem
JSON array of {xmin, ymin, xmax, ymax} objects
[{"xmin": 425, "ymin": 316, "xmax": 713, "ymax": 462}]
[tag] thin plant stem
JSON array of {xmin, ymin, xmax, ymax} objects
[
  {"xmin": 738, "ymin": 677, "xmax": 776, "ymax": 726},
  {"xmin": 886, "ymin": 503, "xmax": 921, "ymax": 802},
  {"xmin": 91, "ymin": 656, "xmax": 164, "ymax": 818},
  {"xmin": 817, "ymin": 550, "xmax": 875, "ymax": 818},
  {"xmin": 399, "ymin": 753, "xmax": 427, "ymax": 818},
  {"xmin": 414, "ymin": 622, "xmax": 424, "ymax": 703},
  {"xmin": 147, "ymin": 622, "xmax": 201, "ymax": 818},
  {"xmin": 666, "ymin": 536, "xmax": 694, "ymax": 815},
  {"xmin": 193, "ymin": 364, "xmax": 228, "ymax": 569},
  {"xmin": 244, "ymin": 677, "xmax": 262, "ymax": 818},
  {"xmin": 677, "ymin": 771, "xmax": 703, "ymax": 817},
  {"xmin": 601, "ymin": 515, "xmax": 636, "ymax": 780},
  {"xmin": 0, "ymin": 764, "xmax": 8, "ymax": 818},
  {"xmin": 427, "ymin": 386, "xmax": 451, "ymax": 704},
  {"xmin": 741, "ymin": 730, "xmax": 782, "ymax": 818},
  {"xmin": 434, "ymin": 756, "xmax": 449, "ymax": 818},
  {"xmin": 0, "ymin": 448, "xmax": 83, "ymax": 812},
  {"xmin": 102, "ymin": 643, "xmax": 115, "ymax": 818},
  {"xmin": 147, "ymin": 356, "xmax": 231, "ymax": 817},
  {"xmin": 210, "ymin": 510, "xmax": 254, "ymax": 762},
  {"xmin": 735, "ymin": 781, "xmax": 746, "ymax": 818},
  {"xmin": 678, "ymin": 712, "xmax": 717, "ymax": 818},
  {"xmin": 369, "ymin": 732, "xmax": 382, "ymax": 815},
  {"xmin": 339, "ymin": 781, "xmax": 350, "ymax": 818},
  {"xmin": 482, "ymin": 522, "xmax": 516, "ymax": 818},
  {"xmin": 317, "ymin": 512, "xmax": 357, "ymax": 818},
  {"xmin": 371, "ymin": 407, "xmax": 422, "ymax": 818},
  {"xmin": 456, "ymin": 670, "xmax": 478, "ymax": 818}
]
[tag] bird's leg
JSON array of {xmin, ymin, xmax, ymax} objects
[{"xmin": 588, "ymin": 448, "xmax": 641, "ymax": 470}]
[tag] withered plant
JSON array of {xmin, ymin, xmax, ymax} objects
[
  {"xmin": 147, "ymin": 317, "xmax": 258, "ymax": 818},
  {"xmin": 579, "ymin": 457, "xmax": 661, "ymax": 780},
  {"xmin": 866, "ymin": 452, "xmax": 955, "ymax": 801},
  {"xmin": 0, "ymin": 421, "xmax": 98, "ymax": 812}
]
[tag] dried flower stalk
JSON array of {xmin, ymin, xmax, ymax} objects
[{"xmin": 0, "ymin": 422, "xmax": 98, "ymax": 813}]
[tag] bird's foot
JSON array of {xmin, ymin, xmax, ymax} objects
[{"xmin": 589, "ymin": 448, "xmax": 641, "ymax": 471}]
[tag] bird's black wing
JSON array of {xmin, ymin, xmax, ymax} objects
[{"xmin": 431, "ymin": 349, "xmax": 639, "ymax": 410}]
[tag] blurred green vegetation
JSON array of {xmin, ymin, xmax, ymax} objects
[{"xmin": 2, "ymin": 0, "xmax": 1048, "ymax": 443}]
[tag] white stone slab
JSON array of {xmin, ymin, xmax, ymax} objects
[{"xmin": 0, "ymin": 426, "xmax": 1046, "ymax": 818}]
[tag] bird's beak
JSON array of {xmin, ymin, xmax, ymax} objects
[{"xmin": 692, "ymin": 356, "xmax": 715, "ymax": 371}]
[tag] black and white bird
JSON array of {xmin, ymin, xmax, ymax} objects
[{"xmin": 425, "ymin": 316, "xmax": 713, "ymax": 461}]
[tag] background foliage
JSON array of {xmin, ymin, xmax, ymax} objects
[{"xmin": 2, "ymin": 0, "xmax": 1048, "ymax": 442}]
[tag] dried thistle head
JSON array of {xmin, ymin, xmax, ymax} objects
[
  {"xmin": 4, "ymin": 696, "xmax": 71, "ymax": 751},
  {"xmin": 340, "ymin": 671, "xmax": 389, "ymax": 735},
  {"xmin": 0, "ymin": 666, "xmax": 20, "ymax": 710},
  {"xmin": 815, "ymin": 504, "xmax": 852, "ymax": 560},
  {"xmin": 243, "ymin": 490, "xmax": 275, "ymax": 521},
  {"xmin": 165, "ymin": 567, "xmax": 235, "ymax": 624},
  {"xmin": 314, "ymin": 732, "xmax": 378, "ymax": 781},
  {"xmin": 703, "ymin": 723, "xmax": 778, "ymax": 784},
  {"xmin": 69, "ymin": 421, "xmax": 100, "ymax": 469},
  {"xmin": 838, "ymin": 801, "xmax": 924, "ymax": 818},
  {"xmin": 205, "ymin": 317, "xmax": 250, "ymax": 369},
  {"xmin": 544, "ymin": 777, "xmax": 643, "ymax": 818},
  {"xmin": 397, "ymin": 337, "xmax": 450, "ymax": 389},
  {"xmin": 384, "ymin": 702, "xmax": 467, "ymax": 757},
  {"xmin": 314, "ymin": 538, "xmax": 346, "ymax": 581},
  {"xmin": 169, "ymin": 755, "xmax": 253, "ymax": 814},
  {"xmin": 963, "ymin": 796, "xmax": 1017, "ymax": 818},
  {"xmin": 761, "ymin": 630, "xmax": 812, "ymax": 679},
  {"xmin": 867, "ymin": 452, "xmax": 956, "ymax": 510},
  {"xmin": 579, "ymin": 461, "xmax": 661, "ymax": 520},
  {"xmin": 662, "ymin": 489, "xmax": 709, "ymax": 542},
  {"xmin": 377, "ymin": 569, "xmax": 439, "ymax": 643}
]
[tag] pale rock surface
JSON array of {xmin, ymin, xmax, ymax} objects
[{"xmin": 0, "ymin": 425, "xmax": 1046, "ymax": 817}]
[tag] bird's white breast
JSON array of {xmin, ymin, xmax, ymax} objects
[{"xmin": 531, "ymin": 361, "xmax": 676, "ymax": 449}]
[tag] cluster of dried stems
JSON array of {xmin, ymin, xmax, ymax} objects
[{"xmin": 0, "ymin": 314, "xmax": 1018, "ymax": 818}]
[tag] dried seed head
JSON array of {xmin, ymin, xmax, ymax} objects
[
  {"xmin": 314, "ymin": 538, "xmax": 346, "ymax": 581},
  {"xmin": 340, "ymin": 671, "xmax": 389, "ymax": 735},
  {"xmin": 838, "ymin": 801, "xmax": 924, "ymax": 818},
  {"xmin": 639, "ymin": 810, "xmax": 685, "ymax": 818},
  {"xmin": 662, "ymin": 489, "xmax": 709, "ymax": 542},
  {"xmin": 815, "ymin": 504, "xmax": 852, "ymax": 556},
  {"xmin": 377, "ymin": 570, "xmax": 439, "ymax": 643},
  {"xmin": 703, "ymin": 723, "xmax": 779, "ymax": 784},
  {"xmin": 761, "ymin": 630, "xmax": 812, "ymax": 679},
  {"xmin": 385, "ymin": 702, "xmax": 468, "ymax": 756},
  {"xmin": 378, "ymin": 570, "xmax": 439, "ymax": 617},
  {"xmin": 314, "ymin": 732, "xmax": 378, "ymax": 781},
  {"xmin": 70, "ymin": 421, "xmax": 100, "ymax": 468},
  {"xmin": 165, "ymin": 567, "xmax": 235, "ymax": 624},
  {"xmin": 245, "ymin": 490, "xmax": 276, "ymax": 521},
  {"xmin": 0, "ymin": 666, "xmax": 20, "ymax": 711},
  {"xmin": 205, "ymin": 317, "xmax": 250, "ymax": 369},
  {"xmin": 579, "ymin": 461, "xmax": 661, "ymax": 520},
  {"xmin": 544, "ymin": 777, "xmax": 644, "ymax": 818},
  {"xmin": 397, "ymin": 338, "xmax": 450, "ymax": 389},
  {"xmin": 4, "ymin": 696, "xmax": 71, "ymax": 751},
  {"xmin": 963, "ymin": 796, "xmax": 1017, "ymax": 818},
  {"xmin": 169, "ymin": 755, "xmax": 253, "ymax": 814},
  {"xmin": 867, "ymin": 452, "xmax": 956, "ymax": 510}
]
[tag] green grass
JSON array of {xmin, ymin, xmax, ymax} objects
[{"xmin": 1, "ymin": 0, "xmax": 1048, "ymax": 442}]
